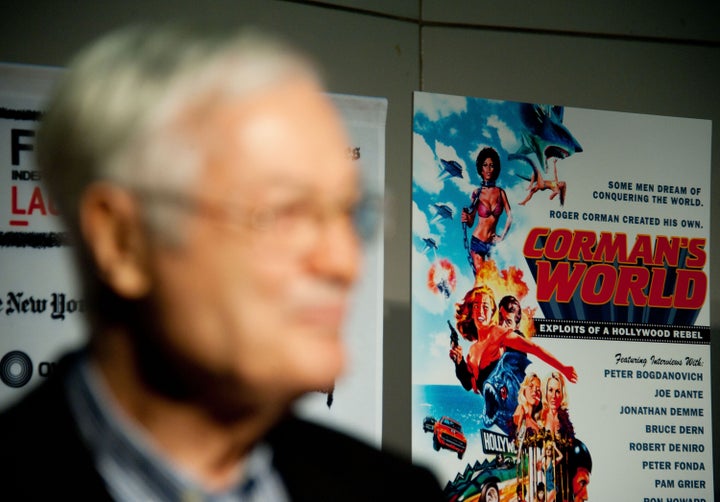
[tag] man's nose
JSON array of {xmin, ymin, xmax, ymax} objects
[{"xmin": 307, "ymin": 213, "xmax": 361, "ymax": 285}]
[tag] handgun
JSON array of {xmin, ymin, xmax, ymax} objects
[{"xmin": 447, "ymin": 320, "xmax": 459, "ymax": 348}]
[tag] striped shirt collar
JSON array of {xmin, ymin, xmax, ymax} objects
[{"xmin": 65, "ymin": 352, "xmax": 289, "ymax": 502}]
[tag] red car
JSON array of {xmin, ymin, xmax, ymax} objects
[{"xmin": 433, "ymin": 416, "xmax": 467, "ymax": 459}]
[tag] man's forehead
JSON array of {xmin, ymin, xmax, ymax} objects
[
  {"xmin": 211, "ymin": 77, "xmax": 340, "ymax": 135},
  {"xmin": 186, "ymin": 77, "xmax": 342, "ymax": 149},
  {"xmin": 194, "ymin": 80, "xmax": 356, "ymax": 193}
]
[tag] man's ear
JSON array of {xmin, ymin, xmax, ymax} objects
[{"xmin": 79, "ymin": 182, "xmax": 152, "ymax": 299}]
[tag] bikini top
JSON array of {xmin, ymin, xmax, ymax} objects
[
  {"xmin": 471, "ymin": 186, "xmax": 503, "ymax": 218},
  {"xmin": 477, "ymin": 201, "xmax": 503, "ymax": 218}
]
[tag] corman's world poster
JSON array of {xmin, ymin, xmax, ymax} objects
[{"xmin": 411, "ymin": 91, "xmax": 712, "ymax": 501}]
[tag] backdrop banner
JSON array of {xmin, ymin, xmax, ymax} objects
[
  {"xmin": 0, "ymin": 63, "xmax": 387, "ymax": 447},
  {"xmin": 411, "ymin": 91, "xmax": 712, "ymax": 501}
]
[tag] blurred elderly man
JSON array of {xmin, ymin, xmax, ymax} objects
[{"xmin": 0, "ymin": 25, "xmax": 443, "ymax": 500}]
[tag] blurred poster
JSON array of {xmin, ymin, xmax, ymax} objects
[
  {"xmin": 294, "ymin": 94, "xmax": 387, "ymax": 447},
  {"xmin": 0, "ymin": 63, "xmax": 85, "ymax": 410},
  {"xmin": 411, "ymin": 91, "xmax": 712, "ymax": 501},
  {"xmin": 0, "ymin": 63, "xmax": 386, "ymax": 447}
]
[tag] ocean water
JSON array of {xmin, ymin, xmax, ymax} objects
[{"xmin": 415, "ymin": 384, "xmax": 489, "ymax": 436}]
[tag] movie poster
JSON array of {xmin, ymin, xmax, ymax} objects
[
  {"xmin": 0, "ymin": 63, "xmax": 84, "ymax": 410},
  {"xmin": 411, "ymin": 91, "xmax": 712, "ymax": 501},
  {"xmin": 0, "ymin": 63, "xmax": 387, "ymax": 447}
]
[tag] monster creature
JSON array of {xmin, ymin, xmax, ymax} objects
[
  {"xmin": 480, "ymin": 350, "xmax": 531, "ymax": 434},
  {"xmin": 515, "ymin": 103, "xmax": 582, "ymax": 173}
]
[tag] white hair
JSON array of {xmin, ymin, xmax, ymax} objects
[{"xmin": 37, "ymin": 24, "xmax": 320, "ymax": 239}]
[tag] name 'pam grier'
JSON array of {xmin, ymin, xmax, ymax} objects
[{"xmin": 524, "ymin": 228, "xmax": 707, "ymax": 309}]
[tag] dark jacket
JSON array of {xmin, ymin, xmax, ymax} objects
[{"xmin": 0, "ymin": 352, "xmax": 444, "ymax": 501}]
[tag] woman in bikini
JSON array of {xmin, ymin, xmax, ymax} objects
[
  {"xmin": 537, "ymin": 439, "xmax": 563, "ymax": 502},
  {"xmin": 519, "ymin": 158, "xmax": 567, "ymax": 206},
  {"xmin": 461, "ymin": 147, "xmax": 512, "ymax": 274}
]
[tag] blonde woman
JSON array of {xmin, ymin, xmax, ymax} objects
[{"xmin": 541, "ymin": 372, "xmax": 575, "ymax": 439}]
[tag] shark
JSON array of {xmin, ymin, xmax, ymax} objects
[{"xmin": 515, "ymin": 103, "xmax": 583, "ymax": 173}]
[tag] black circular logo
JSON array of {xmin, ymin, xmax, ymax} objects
[{"xmin": 0, "ymin": 351, "xmax": 34, "ymax": 388}]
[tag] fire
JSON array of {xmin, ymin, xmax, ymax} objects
[{"xmin": 475, "ymin": 259, "xmax": 536, "ymax": 337}]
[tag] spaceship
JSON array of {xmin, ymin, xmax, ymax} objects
[{"xmin": 439, "ymin": 159, "xmax": 463, "ymax": 179}]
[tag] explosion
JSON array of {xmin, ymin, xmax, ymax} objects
[
  {"xmin": 475, "ymin": 259, "xmax": 536, "ymax": 336},
  {"xmin": 427, "ymin": 258, "xmax": 457, "ymax": 298}
]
